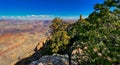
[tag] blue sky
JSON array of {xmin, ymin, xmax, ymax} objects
[{"xmin": 0, "ymin": 0, "xmax": 104, "ymax": 19}]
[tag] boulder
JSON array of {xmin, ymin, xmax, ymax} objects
[{"xmin": 30, "ymin": 54, "xmax": 76, "ymax": 65}]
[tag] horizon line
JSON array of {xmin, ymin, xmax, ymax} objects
[{"xmin": 0, "ymin": 14, "xmax": 88, "ymax": 20}]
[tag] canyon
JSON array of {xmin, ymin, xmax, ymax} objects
[{"xmin": 0, "ymin": 20, "xmax": 50, "ymax": 65}]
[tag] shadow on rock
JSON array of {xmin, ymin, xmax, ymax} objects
[{"xmin": 15, "ymin": 42, "xmax": 45, "ymax": 65}]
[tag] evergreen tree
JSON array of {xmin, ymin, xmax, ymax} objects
[{"xmin": 42, "ymin": 0, "xmax": 120, "ymax": 65}]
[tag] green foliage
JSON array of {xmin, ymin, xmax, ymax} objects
[
  {"xmin": 42, "ymin": 0, "xmax": 120, "ymax": 64},
  {"xmin": 42, "ymin": 17, "xmax": 70, "ymax": 55},
  {"xmin": 50, "ymin": 31, "xmax": 70, "ymax": 53},
  {"xmin": 104, "ymin": 0, "xmax": 120, "ymax": 8},
  {"xmin": 70, "ymin": 0, "xmax": 120, "ymax": 64}
]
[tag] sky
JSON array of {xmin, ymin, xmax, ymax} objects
[{"xmin": 0, "ymin": 0, "xmax": 104, "ymax": 19}]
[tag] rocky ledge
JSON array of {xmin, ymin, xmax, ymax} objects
[{"xmin": 30, "ymin": 54, "xmax": 76, "ymax": 65}]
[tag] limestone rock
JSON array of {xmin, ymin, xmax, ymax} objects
[{"xmin": 30, "ymin": 54, "xmax": 76, "ymax": 65}]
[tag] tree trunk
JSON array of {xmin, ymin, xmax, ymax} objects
[{"xmin": 68, "ymin": 53, "xmax": 71, "ymax": 65}]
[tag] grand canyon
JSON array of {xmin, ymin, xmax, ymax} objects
[
  {"xmin": 0, "ymin": 0, "xmax": 119, "ymax": 65},
  {"xmin": 0, "ymin": 19, "xmax": 50, "ymax": 65}
]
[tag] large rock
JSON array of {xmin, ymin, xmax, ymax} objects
[{"xmin": 30, "ymin": 54, "xmax": 76, "ymax": 65}]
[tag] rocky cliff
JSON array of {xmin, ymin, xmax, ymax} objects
[{"xmin": 0, "ymin": 33, "xmax": 46, "ymax": 65}]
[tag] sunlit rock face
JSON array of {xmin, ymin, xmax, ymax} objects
[{"xmin": 0, "ymin": 20, "xmax": 50, "ymax": 65}]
